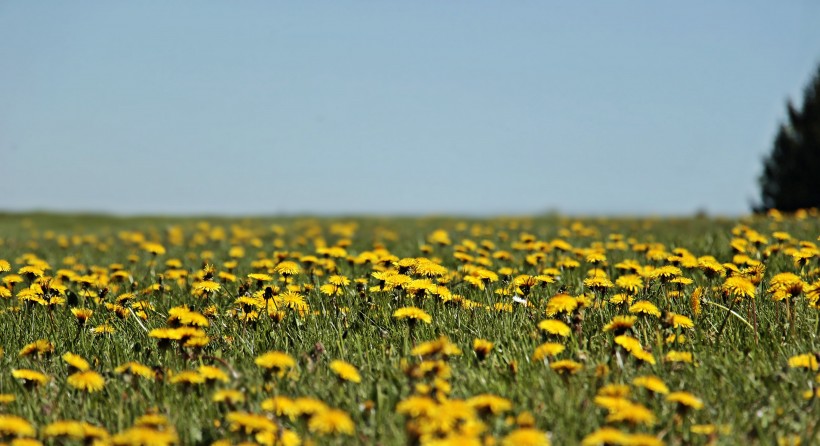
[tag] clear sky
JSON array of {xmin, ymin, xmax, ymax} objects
[{"xmin": 2, "ymin": 2, "xmax": 819, "ymax": 216}]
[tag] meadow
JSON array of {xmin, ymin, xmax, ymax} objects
[{"xmin": 0, "ymin": 211, "xmax": 818, "ymax": 446}]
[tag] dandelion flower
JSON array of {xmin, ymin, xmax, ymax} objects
[
  {"xmin": 255, "ymin": 351, "xmax": 296, "ymax": 377},
  {"xmin": 19, "ymin": 339, "xmax": 54, "ymax": 358},
  {"xmin": 532, "ymin": 343, "xmax": 565, "ymax": 362},
  {"xmin": 537, "ymin": 319, "xmax": 571, "ymax": 337},
  {"xmin": 396, "ymin": 395, "xmax": 438, "ymax": 418},
  {"xmin": 261, "ymin": 395, "xmax": 296, "ymax": 418},
  {"xmin": 545, "ymin": 294, "xmax": 578, "ymax": 316},
  {"xmin": 111, "ymin": 426, "xmax": 178, "ymax": 446},
  {"xmin": 603, "ymin": 316, "xmax": 637, "ymax": 334},
  {"xmin": 614, "ymin": 335, "xmax": 643, "ymax": 353},
  {"xmin": 632, "ymin": 375, "xmax": 669, "ymax": 394},
  {"xmin": 115, "ymin": 362, "xmax": 155, "ymax": 380},
  {"xmin": 550, "ymin": 360, "xmax": 583, "ymax": 375},
  {"xmin": 11, "ymin": 369, "xmax": 49, "ymax": 387},
  {"xmin": 330, "ymin": 360, "xmax": 361, "ymax": 383},
  {"xmin": 67, "ymin": 371, "xmax": 105, "ymax": 392},
  {"xmin": 666, "ymin": 391, "xmax": 704, "ymax": 410},
  {"xmin": 213, "ymin": 389, "xmax": 246, "ymax": 405},
  {"xmin": 502, "ymin": 428, "xmax": 551, "ymax": 446},
  {"xmin": 308, "ymin": 409, "xmax": 355, "ymax": 436},
  {"xmin": 605, "ymin": 401, "xmax": 656, "ymax": 426},
  {"xmin": 0, "ymin": 414, "xmax": 36, "ymax": 437},
  {"xmin": 43, "ymin": 420, "xmax": 109, "ymax": 442},
  {"xmin": 194, "ymin": 280, "xmax": 221, "ymax": 294},
  {"xmin": 664, "ymin": 351, "xmax": 693, "ymax": 364},
  {"xmin": 468, "ymin": 394, "xmax": 513, "ymax": 415},
  {"xmin": 629, "ymin": 301, "xmax": 661, "ymax": 318},
  {"xmin": 472, "ymin": 339, "xmax": 494, "ymax": 361},
  {"xmin": 292, "ymin": 397, "xmax": 330, "ymax": 418},
  {"xmin": 411, "ymin": 337, "xmax": 462, "ymax": 358},
  {"xmin": 787, "ymin": 353, "xmax": 819, "ymax": 371},
  {"xmin": 665, "ymin": 312, "xmax": 694, "ymax": 329},
  {"xmin": 274, "ymin": 261, "xmax": 301, "ymax": 276},
  {"xmin": 393, "ymin": 306, "xmax": 432, "ymax": 324},
  {"xmin": 225, "ymin": 411, "xmax": 276, "ymax": 435},
  {"xmin": 616, "ymin": 275, "xmax": 644, "ymax": 294},
  {"xmin": 722, "ymin": 276, "xmax": 756, "ymax": 300},
  {"xmin": 62, "ymin": 352, "xmax": 90, "ymax": 372},
  {"xmin": 581, "ymin": 427, "xmax": 630, "ymax": 446},
  {"xmin": 198, "ymin": 365, "xmax": 230, "ymax": 383}
]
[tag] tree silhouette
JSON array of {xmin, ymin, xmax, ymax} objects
[{"xmin": 757, "ymin": 63, "xmax": 820, "ymax": 212}]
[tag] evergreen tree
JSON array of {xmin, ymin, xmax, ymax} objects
[{"xmin": 757, "ymin": 63, "xmax": 820, "ymax": 212}]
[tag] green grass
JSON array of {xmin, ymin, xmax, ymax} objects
[{"xmin": 0, "ymin": 212, "xmax": 818, "ymax": 445}]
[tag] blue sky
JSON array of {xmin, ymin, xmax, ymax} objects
[{"xmin": 2, "ymin": 1, "xmax": 819, "ymax": 216}]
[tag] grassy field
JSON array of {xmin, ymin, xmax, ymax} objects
[{"xmin": 0, "ymin": 211, "xmax": 818, "ymax": 446}]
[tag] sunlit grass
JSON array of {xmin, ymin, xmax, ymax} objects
[{"xmin": 0, "ymin": 210, "xmax": 818, "ymax": 445}]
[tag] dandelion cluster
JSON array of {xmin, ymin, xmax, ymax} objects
[{"xmin": 0, "ymin": 210, "xmax": 818, "ymax": 444}]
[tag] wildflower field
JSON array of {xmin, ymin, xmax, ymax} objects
[{"xmin": 0, "ymin": 211, "xmax": 818, "ymax": 446}]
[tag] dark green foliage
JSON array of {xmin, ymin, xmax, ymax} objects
[{"xmin": 758, "ymin": 63, "xmax": 820, "ymax": 212}]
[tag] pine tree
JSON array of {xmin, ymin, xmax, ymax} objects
[{"xmin": 757, "ymin": 63, "xmax": 820, "ymax": 212}]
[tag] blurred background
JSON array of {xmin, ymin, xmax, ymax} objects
[{"xmin": 2, "ymin": 1, "xmax": 819, "ymax": 216}]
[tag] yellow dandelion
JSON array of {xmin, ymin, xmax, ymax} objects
[
  {"xmin": 629, "ymin": 300, "xmax": 661, "ymax": 318},
  {"xmin": 225, "ymin": 411, "xmax": 276, "ymax": 435},
  {"xmin": 545, "ymin": 293, "xmax": 578, "ymax": 316},
  {"xmin": 537, "ymin": 319, "xmax": 572, "ymax": 337},
  {"xmin": 581, "ymin": 427, "xmax": 630, "ymax": 446},
  {"xmin": 468, "ymin": 394, "xmax": 513, "ymax": 415},
  {"xmin": 11, "ymin": 369, "xmax": 49, "ymax": 387},
  {"xmin": 115, "ymin": 361, "xmax": 155, "ymax": 380},
  {"xmin": 0, "ymin": 414, "xmax": 36, "ymax": 438},
  {"xmin": 396, "ymin": 395, "xmax": 438, "ymax": 418},
  {"xmin": 665, "ymin": 312, "xmax": 694, "ymax": 329},
  {"xmin": 393, "ymin": 306, "xmax": 432, "ymax": 324},
  {"xmin": 261, "ymin": 395, "xmax": 297, "ymax": 418},
  {"xmin": 666, "ymin": 391, "xmax": 704, "ymax": 410},
  {"xmin": 67, "ymin": 370, "xmax": 105, "ymax": 392},
  {"xmin": 255, "ymin": 351, "xmax": 296, "ymax": 377},
  {"xmin": 722, "ymin": 276, "xmax": 756, "ymax": 299},
  {"xmin": 501, "ymin": 428, "xmax": 551, "ymax": 446},
  {"xmin": 62, "ymin": 352, "xmax": 90, "ymax": 372},
  {"xmin": 664, "ymin": 351, "xmax": 694, "ymax": 364},
  {"xmin": 787, "ymin": 353, "xmax": 819, "ymax": 371},
  {"xmin": 472, "ymin": 338, "xmax": 494, "ymax": 361},
  {"xmin": 632, "ymin": 375, "xmax": 669, "ymax": 394},
  {"xmin": 532, "ymin": 343, "xmax": 565, "ymax": 362},
  {"xmin": 411, "ymin": 336, "xmax": 462, "ymax": 358},
  {"xmin": 198, "ymin": 365, "xmax": 230, "ymax": 383},
  {"xmin": 308, "ymin": 409, "xmax": 355, "ymax": 435},
  {"xmin": 19, "ymin": 339, "xmax": 54, "ymax": 357},
  {"xmin": 169, "ymin": 370, "xmax": 205, "ymax": 385},
  {"xmin": 213, "ymin": 389, "xmax": 246, "ymax": 405},
  {"xmin": 330, "ymin": 360, "xmax": 361, "ymax": 383},
  {"xmin": 550, "ymin": 359, "xmax": 583, "ymax": 375},
  {"xmin": 602, "ymin": 315, "xmax": 637, "ymax": 333},
  {"xmin": 274, "ymin": 261, "xmax": 301, "ymax": 276}
]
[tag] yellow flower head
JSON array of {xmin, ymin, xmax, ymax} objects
[
  {"xmin": 632, "ymin": 375, "xmax": 669, "ymax": 394},
  {"xmin": 629, "ymin": 301, "xmax": 661, "ymax": 318},
  {"xmin": 666, "ymin": 391, "xmax": 704, "ymax": 410},
  {"xmin": 255, "ymin": 351, "xmax": 296, "ymax": 377},
  {"xmin": 67, "ymin": 371, "xmax": 105, "ymax": 393},
  {"xmin": 308, "ymin": 409, "xmax": 355, "ymax": 436},
  {"xmin": 330, "ymin": 360, "xmax": 361, "ymax": 383},
  {"xmin": 62, "ymin": 352, "xmax": 90, "ymax": 372},
  {"xmin": 537, "ymin": 319, "xmax": 571, "ymax": 337},
  {"xmin": 532, "ymin": 343, "xmax": 565, "ymax": 362},
  {"xmin": 722, "ymin": 276, "xmax": 756, "ymax": 300},
  {"xmin": 472, "ymin": 338, "xmax": 494, "ymax": 361},
  {"xmin": 393, "ymin": 306, "xmax": 432, "ymax": 324}
]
